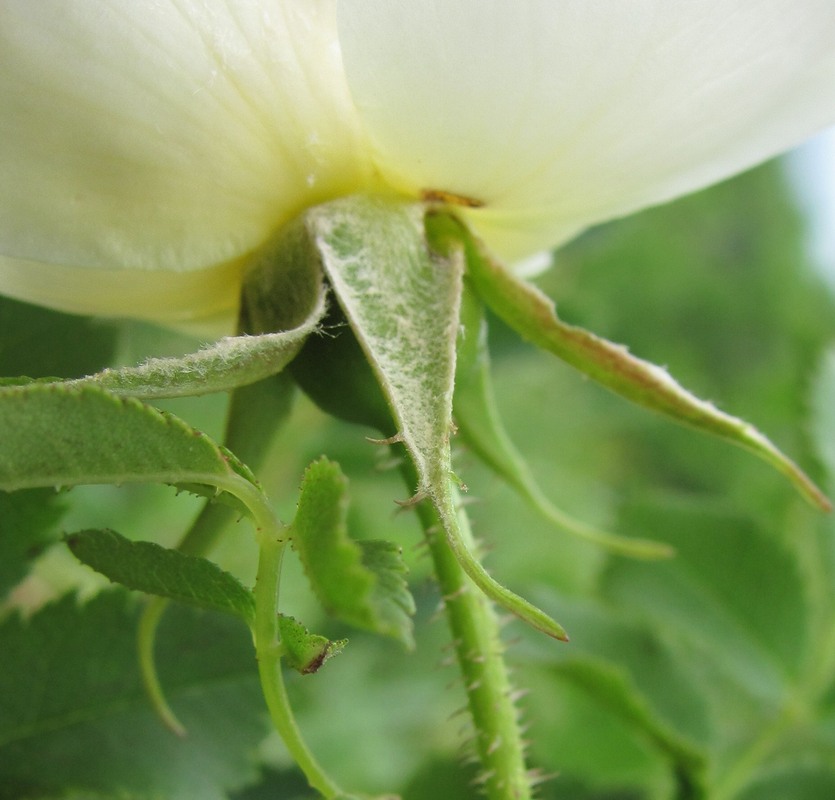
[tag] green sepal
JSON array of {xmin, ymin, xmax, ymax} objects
[
  {"xmin": 434, "ymin": 212, "xmax": 830, "ymax": 512},
  {"xmin": 307, "ymin": 195, "xmax": 567, "ymax": 640},
  {"xmin": 6, "ymin": 222, "xmax": 327, "ymax": 401},
  {"xmin": 64, "ymin": 296, "xmax": 324, "ymax": 399},
  {"xmin": 291, "ymin": 457, "xmax": 415, "ymax": 648},
  {"xmin": 454, "ymin": 278, "xmax": 673, "ymax": 560}
]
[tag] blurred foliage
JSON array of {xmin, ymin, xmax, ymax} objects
[{"xmin": 3, "ymin": 158, "xmax": 835, "ymax": 799}]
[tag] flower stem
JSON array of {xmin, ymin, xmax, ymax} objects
[
  {"xmin": 253, "ymin": 531, "xmax": 344, "ymax": 799},
  {"xmin": 138, "ymin": 376, "xmax": 296, "ymax": 735},
  {"xmin": 404, "ymin": 465, "xmax": 533, "ymax": 800}
]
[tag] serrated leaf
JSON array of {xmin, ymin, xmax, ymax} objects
[
  {"xmin": 278, "ymin": 614, "xmax": 346, "ymax": 675},
  {"xmin": 443, "ymin": 213, "xmax": 829, "ymax": 512},
  {"xmin": 357, "ymin": 540, "xmax": 415, "ymax": 641},
  {"xmin": 65, "ymin": 528, "xmax": 256, "ymax": 623},
  {"xmin": 291, "ymin": 457, "xmax": 414, "ymax": 648},
  {"xmin": 0, "ymin": 383, "xmax": 270, "ymax": 526},
  {"xmin": 309, "ymin": 196, "xmax": 566, "ymax": 641},
  {"xmin": 0, "ymin": 591, "xmax": 267, "ymax": 800},
  {"xmin": 0, "ymin": 488, "xmax": 65, "ymax": 599}
]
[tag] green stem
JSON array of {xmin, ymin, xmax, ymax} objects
[
  {"xmin": 137, "ymin": 500, "xmax": 236, "ymax": 733},
  {"xmin": 405, "ymin": 466, "xmax": 533, "ymax": 800},
  {"xmin": 253, "ymin": 532, "xmax": 344, "ymax": 799},
  {"xmin": 138, "ymin": 375, "xmax": 296, "ymax": 734},
  {"xmin": 137, "ymin": 597, "xmax": 187, "ymax": 737}
]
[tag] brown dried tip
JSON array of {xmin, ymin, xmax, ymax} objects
[{"xmin": 421, "ymin": 188, "xmax": 485, "ymax": 208}]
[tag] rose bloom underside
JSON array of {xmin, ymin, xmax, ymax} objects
[{"xmin": 1, "ymin": 0, "xmax": 835, "ymax": 321}]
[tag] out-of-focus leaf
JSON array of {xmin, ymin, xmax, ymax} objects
[
  {"xmin": 0, "ymin": 488, "xmax": 65, "ymax": 599},
  {"xmin": 0, "ymin": 296, "xmax": 118, "ymax": 380},
  {"xmin": 521, "ymin": 593, "xmax": 708, "ymax": 794},
  {"xmin": 737, "ymin": 766, "xmax": 835, "ymax": 800},
  {"xmin": 602, "ymin": 498, "xmax": 809, "ymax": 697},
  {"xmin": 0, "ymin": 591, "xmax": 267, "ymax": 800}
]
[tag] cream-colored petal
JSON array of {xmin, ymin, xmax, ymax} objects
[
  {"xmin": 0, "ymin": 0, "xmax": 372, "ymax": 317},
  {"xmin": 0, "ymin": 253, "xmax": 243, "ymax": 321},
  {"xmin": 338, "ymin": 0, "xmax": 835, "ymax": 260}
]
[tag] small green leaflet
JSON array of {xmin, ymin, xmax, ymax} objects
[
  {"xmin": 65, "ymin": 529, "xmax": 257, "ymax": 623},
  {"xmin": 65, "ymin": 529, "xmax": 344, "ymax": 676},
  {"xmin": 291, "ymin": 457, "xmax": 415, "ymax": 648},
  {"xmin": 439, "ymin": 213, "xmax": 830, "ymax": 512},
  {"xmin": 277, "ymin": 614, "xmax": 346, "ymax": 676}
]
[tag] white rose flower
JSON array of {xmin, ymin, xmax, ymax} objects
[{"xmin": 2, "ymin": 0, "xmax": 834, "ymax": 320}]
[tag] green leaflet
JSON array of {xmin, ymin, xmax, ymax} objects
[
  {"xmin": 291, "ymin": 457, "xmax": 415, "ymax": 648},
  {"xmin": 439, "ymin": 213, "xmax": 830, "ymax": 512},
  {"xmin": 277, "ymin": 615, "xmax": 346, "ymax": 676},
  {"xmin": 65, "ymin": 528, "xmax": 257, "ymax": 623},
  {"xmin": 0, "ymin": 383, "xmax": 270, "ymax": 526},
  {"xmin": 0, "ymin": 591, "xmax": 267, "ymax": 800},
  {"xmin": 308, "ymin": 195, "xmax": 566, "ymax": 641},
  {"xmin": 65, "ymin": 529, "xmax": 346, "ymax": 677}
]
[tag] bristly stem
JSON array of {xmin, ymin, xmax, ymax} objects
[{"xmin": 404, "ymin": 464, "xmax": 533, "ymax": 800}]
